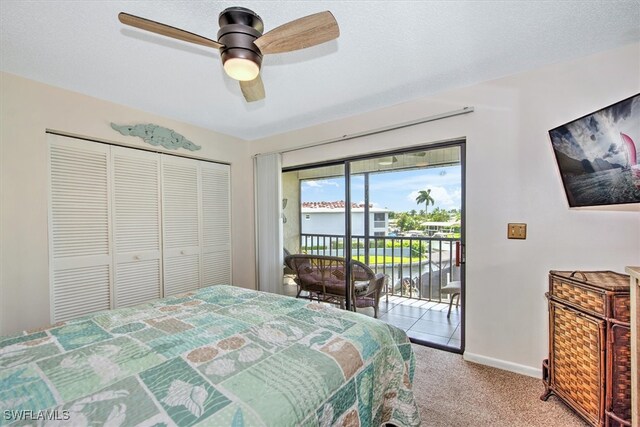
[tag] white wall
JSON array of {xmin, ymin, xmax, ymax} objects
[
  {"xmin": 302, "ymin": 212, "xmax": 343, "ymax": 235},
  {"xmin": 0, "ymin": 72, "xmax": 255, "ymax": 335},
  {"xmin": 250, "ymin": 43, "xmax": 640, "ymax": 376},
  {"xmin": 301, "ymin": 211, "xmax": 387, "ymax": 236}
]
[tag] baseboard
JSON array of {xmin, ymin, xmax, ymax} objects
[{"xmin": 463, "ymin": 352, "xmax": 542, "ymax": 378}]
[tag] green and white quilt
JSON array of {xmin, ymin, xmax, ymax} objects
[{"xmin": 0, "ymin": 285, "xmax": 420, "ymax": 426}]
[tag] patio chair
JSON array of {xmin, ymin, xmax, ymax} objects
[
  {"xmin": 284, "ymin": 254, "xmax": 386, "ymax": 317},
  {"xmin": 285, "ymin": 254, "xmax": 346, "ymax": 306},
  {"xmin": 351, "ymin": 261, "xmax": 387, "ymax": 318},
  {"xmin": 441, "ymin": 273, "xmax": 461, "ymax": 318}
]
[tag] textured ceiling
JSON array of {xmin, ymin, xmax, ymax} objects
[{"xmin": 1, "ymin": 1, "xmax": 639, "ymax": 140}]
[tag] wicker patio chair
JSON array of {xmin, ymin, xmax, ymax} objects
[
  {"xmin": 351, "ymin": 260, "xmax": 387, "ymax": 318},
  {"xmin": 284, "ymin": 254, "xmax": 386, "ymax": 317}
]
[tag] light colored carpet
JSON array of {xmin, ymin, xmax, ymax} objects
[{"xmin": 411, "ymin": 344, "xmax": 589, "ymax": 426}]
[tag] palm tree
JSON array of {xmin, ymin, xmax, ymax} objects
[{"xmin": 415, "ymin": 189, "xmax": 435, "ymax": 216}]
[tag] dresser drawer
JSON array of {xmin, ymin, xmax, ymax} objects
[
  {"xmin": 550, "ymin": 271, "xmax": 631, "ymax": 321},
  {"xmin": 550, "ymin": 277, "xmax": 606, "ymax": 317}
]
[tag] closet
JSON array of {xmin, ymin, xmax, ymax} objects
[{"xmin": 48, "ymin": 134, "xmax": 231, "ymax": 322}]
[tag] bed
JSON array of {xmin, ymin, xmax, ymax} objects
[{"xmin": 0, "ymin": 285, "xmax": 420, "ymax": 426}]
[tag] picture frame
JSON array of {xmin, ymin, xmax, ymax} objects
[{"xmin": 549, "ymin": 94, "xmax": 640, "ymax": 207}]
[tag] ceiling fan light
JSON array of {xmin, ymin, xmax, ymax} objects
[{"xmin": 223, "ymin": 57, "xmax": 260, "ymax": 81}]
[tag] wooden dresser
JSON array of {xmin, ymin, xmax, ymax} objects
[
  {"xmin": 625, "ymin": 267, "xmax": 639, "ymax": 427},
  {"xmin": 541, "ymin": 270, "xmax": 631, "ymax": 427}
]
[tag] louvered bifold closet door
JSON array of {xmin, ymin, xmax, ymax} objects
[
  {"xmin": 200, "ymin": 162, "xmax": 232, "ymax": 286},
  {"xmin": 112, "ymin": 147, "xmax": 162, "ymax": 308},
  {"xmin": 49, "ymin": 135, "xmax": 112, "ymax": 322},
  {"xmin": 162, "ymin": 155, "xmax": 201, "ymax": 296}
]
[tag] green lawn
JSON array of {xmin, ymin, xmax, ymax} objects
[{"xmin": 353, "ymin": 255, "xmax": 428, "ymax": 265}]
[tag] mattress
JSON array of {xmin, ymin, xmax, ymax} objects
[{"xmin": 0, "ymin": 285, "xmax": 420, "ymax": 426}]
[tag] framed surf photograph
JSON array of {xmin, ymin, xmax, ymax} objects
[{"xmin": 549, "ymin": 94, "xmax": 640, "ymax": 207}]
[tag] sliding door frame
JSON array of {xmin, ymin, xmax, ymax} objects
[{"xmin": 284, "ymin": 138, "xmax": 466, "ymax": 354}]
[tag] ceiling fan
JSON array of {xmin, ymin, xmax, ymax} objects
[{"xmin": 118, "ymin": 7, "xmax": 340, "ymax": 102}]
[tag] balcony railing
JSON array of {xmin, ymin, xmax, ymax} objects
[{"xmin": 299, "ymin": 233, "xmax": 461, "ymax": 303}]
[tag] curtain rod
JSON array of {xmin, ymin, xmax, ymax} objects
[{"xmin": 254, "ymin": 106, "xmax": 474, "ymax": 157}]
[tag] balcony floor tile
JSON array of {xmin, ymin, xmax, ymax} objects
[
  {"xmin": 447, "ymin": 338, "xmax": 461, "ymax": 347},
  {"xmin": 377, "ymin": 301, "xmax": 398, "ymax": 314},
  {"xmin": 394, "ymin": 298, "xmax": 431, "ymax": 308},
  {"xmin": 387, "ymin": 304, "xmax": 429, "ymax": 319},
  {"xmin": 410, "ymin": 319, "xmax": 457, "ymax": 338},
  {"xmin": 378, "ymin": 313, "xmax": 419, "ymax": 331},
  {"xmin": 451, "ymin": 326, "xmax": 461, "ymax": 340},
  {"xmin": 419, "ymin": 310, "xmax": 459, "ymax": 325}
]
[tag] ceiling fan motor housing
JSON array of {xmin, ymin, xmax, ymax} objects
[{"xmin": 218, "ymin": 7, "xmax": 264, "ymax": 70}]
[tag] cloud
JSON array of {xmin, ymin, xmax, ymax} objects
[{"xmin": 408, "ymin": 186, "xmax": 461, "ymax": 210}]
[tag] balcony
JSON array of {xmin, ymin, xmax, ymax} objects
[{"xmin": 285, "ymin": 233, "xmax": 461, "ymax": 345}]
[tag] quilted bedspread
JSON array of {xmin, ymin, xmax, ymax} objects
[{"xmin": 0, "ymin": 285, "xmax": 420, "ymax": 426}]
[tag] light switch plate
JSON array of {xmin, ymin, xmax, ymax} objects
[{"xmin": 508, "ymin": 223, "xmax": 527, "ymax": 239}]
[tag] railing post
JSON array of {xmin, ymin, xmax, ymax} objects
[
  {"xmin": 384, "ymin": 237, "xmax": 388, "ymax": 304},
  {"xmin": 408, "ymin": 238, "xmax": 413, "ymax": 299},
  {"xmin": 364, "ymin": 172, "xmax": 370, "ymax": 266},
  {"xmin": 391, "ymin": 237, "xmax": 395, "ymax": 298},
  {"xmin": 428, "ymin": 239, "xmax": 433, "ymax": 300},
  {"xmin": 418, "ymin": 239, "xmax": 423, "ymax": 300}
]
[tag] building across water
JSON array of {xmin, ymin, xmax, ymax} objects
[{"xmin": 301, "ymin": 201, "xmax": 390, "ymax": 236}]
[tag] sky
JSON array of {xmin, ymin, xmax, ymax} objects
[{"xmin": 300, "ymin": 165, "xmax": 462, "ymax": 213}]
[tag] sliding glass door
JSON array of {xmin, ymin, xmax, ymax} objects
[{"xmin": 282, "ymin": 142, "xmax": 465, "ymax": 352}]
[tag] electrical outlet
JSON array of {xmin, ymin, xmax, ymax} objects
[{"xmin": 508, "ymin": 223, "xmax": 527, "ymax": 239}]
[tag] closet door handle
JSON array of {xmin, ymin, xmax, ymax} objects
[{"xmin": 133, "ymin": 255, "xmax": 141, "ymax": 260}]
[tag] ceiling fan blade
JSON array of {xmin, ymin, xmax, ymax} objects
[
  {"xmin": 118, "ymin": 12, "xmax": 224, "ymax": 50},
  {"xmin": 254, "ymin": 11, "xmax": 339, "ymax": 54},
  {"xmin": 240, "ymin": 75, "xmax": 265, "ymax": 102}
]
